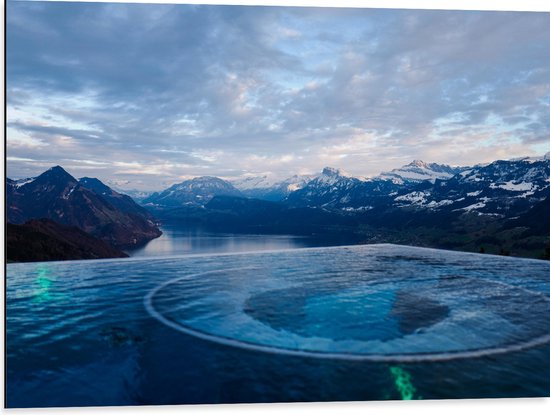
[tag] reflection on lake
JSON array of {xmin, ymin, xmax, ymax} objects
[{"xmin": 125, "ymin": 224, "xmax": 351, "ymax": 258}]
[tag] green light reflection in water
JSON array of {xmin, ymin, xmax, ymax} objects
[
  {"xmin": 390, "ymin": 366, "xmax": 421, "ymax": 400},
  {"xmin": 33, "ymin": 265, "xmax": 54, "ymax": 303}
]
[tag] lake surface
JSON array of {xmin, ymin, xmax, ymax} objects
[
  {"xmin": 125, "ymin": 224, "xmax": 354, "ymax": 257},
  {"xmin": 6, "ymin": 244, "xmax": 550, "ymax": 407}
]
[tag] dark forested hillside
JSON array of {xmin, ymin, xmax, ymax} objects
[{"xmin": 7, "ymin": 219, "xmax": 129, "ymax": 263}]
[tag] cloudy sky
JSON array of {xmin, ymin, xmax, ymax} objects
[{"xmin": 6, "ymin": 1, "xmax": 550, "ymax": 190}]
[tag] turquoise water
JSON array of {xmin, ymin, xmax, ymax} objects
[{"xmin": 6, "ymin": 244, "xmax": 550, "ymax": 407}]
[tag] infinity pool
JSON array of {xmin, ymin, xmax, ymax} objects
[{"xmin": 7, "ymin": 244, "xmax": 550, "ymax": 407}]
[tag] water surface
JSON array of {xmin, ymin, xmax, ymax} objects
[
  {"xmin": 6, "ymin": 244, "xmax": 550, "ymax": 407},
  {"xmin": 125, "ymin": 224, "xmax": 349, "ymax": 257}
]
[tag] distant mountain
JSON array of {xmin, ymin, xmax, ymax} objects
[
  {"xmin": 281, "ymin": 158, "xmax": 549, "ymax": 216},
  {"xmin": 7, "ymin": 166, "xmax": 161, "ymax": 247},
  {"xmin": 228, "ymin": 161, "xmax": 466, "ymax": 203},
  {"xmin": 105, "ymin": 181, "xmax": 154, "ymax": 202},
  {"xmin": 392, "ymin": 158, "xmax": 550, "ymax": 217},
  {"xmin": 119, "ymin": 189, "xmax": 153, "ymax": 203},
  {"xmin": 143, "ymin": 176, "xmax": 242, "ymax": 206},
  {"xmin": 7, "ymin": 219, "xmax": 129, "ymax": 263},
  {"xmin": 149, "ymin": 154, "xmax": 550, "ymax": 259},
  {"xmin": 231, "ymin": 174, "xmax": 314, "ymax": 201},
  {"xmin": 379, "ymin": 160, "xmax": 466, "ymax": 183},
  {"xmin": 230, "ymin": 175, "xmax": 276, "ymax": 191},
  {"xmin": 508, "ymin": 152, "xmax": 550, "ymax": 163},
  {"xmin": 285, "ymin": 167, "xmax": 362, "ymax": 207},
  {"xmin": 286, "ymin": 167, "xmax": 401, "ymax": 209}
]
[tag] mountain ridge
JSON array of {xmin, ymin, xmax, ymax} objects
[
  {"xmin": 7, "ymin": 166, "xmax": 161, "ymax": 248},
  {"xmin": 145, "ymin": 154, "xmax": 549, "ymax": 259},
  {"xmin": 143, "ymin": 176, "xmax": 242, "ymax": 206}
]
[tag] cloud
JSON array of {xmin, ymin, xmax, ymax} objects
[{"xmin": 6, "ymin": 2, "xmax": 550, "ymax": 189}]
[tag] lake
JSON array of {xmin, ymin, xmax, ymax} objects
[
  {"xmin": 6, "ymin": 244, "xmax": 550, "ymax": 407},
  {"xmin": 125, "ymin": 223, "xmax": 358, "ymax": 257}
]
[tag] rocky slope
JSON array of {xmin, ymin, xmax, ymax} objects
[{"xmin": 7, "ymin": 166, "xmax": 161, "ymax": 248}]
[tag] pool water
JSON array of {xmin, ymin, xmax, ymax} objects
[{"xmin": 6, "ymin": 244, "xmax": 550, "ymax": 407}]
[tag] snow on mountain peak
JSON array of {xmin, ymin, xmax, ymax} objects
[
  {"xmin": 509, "ymin": 153, "xmax": 550, "ymax": 163},
  {"xmin": 230, "ymin": 175, "xmax": 276, "ymax": 190},
  {"xmin": 321, "ymin": 167, "xmax": 341, "ymax": 176},
  {"xmin": 410, "ymin": 160, "xmax": 428, "ymax": 168},
  {"xmin": 321, "ymin": 167, "xmax": 354, "ymax": 178},
  {"xmin": 379, "ymin": 160, "xmax": 462, "ymax": 183}
]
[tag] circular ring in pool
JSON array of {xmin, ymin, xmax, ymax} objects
[{"xmin": 145, "ymin": 267, "xmax": 550, "ymax": 363}]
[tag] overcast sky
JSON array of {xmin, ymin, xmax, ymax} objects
[{"xmin": 7, "ymin": 1, "xmax": 550, "ymax": 190}]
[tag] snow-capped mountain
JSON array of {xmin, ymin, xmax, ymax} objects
[
  {"xmin": 393, "ymin": 157, "xmax": 550, "ymax": 216},
  {"xmin": 509, "ymin": 151, "xmax": 550, "ymax": 163},
  {"xmin": 314, "ymin": 167, "xmax": 358, "ymax": 183},
  {"xmin": 277, "ymin": 174, "xmax": 315, "ymax": 192},
  {"xmin": 281, "ymin": 156, "xmax": 550, "ymax": 215},
  {"xmin": 228, "ymin": 161, "xmax": 469, "ymax": 204},
  {"xmin": 379, "ymin": 160, "xmax": 466, "ymax": 184},
  {"xmin": 231, "ymin": 174, "xmax": 314, "ymax": 201},
  {"xmin": 286, "ymin": 167, "xmax": 400, "ymax": 209},
  {"xmin": 144, "ymin": 176, "xmax": 243, "ymax": 206},
  {"xmin": 230, "ymin": 175, "xmax": 277, "ymax": 191}
]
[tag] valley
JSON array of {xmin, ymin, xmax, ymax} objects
[{"xmin": 7, "ymin": 154, "xmax": 550, "ymax": 262}]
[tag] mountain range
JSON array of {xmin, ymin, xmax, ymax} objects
[
  {"xmin": 142, "ymin": 156, "xmax": 549, "ymax": 217},
  {"xmin": 141, "ymin": 154, "xmax": 550, "ymax": 259},
  {"xmin": 7, "ymin": 153, "xmax": 550, "ymax": 261}
]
